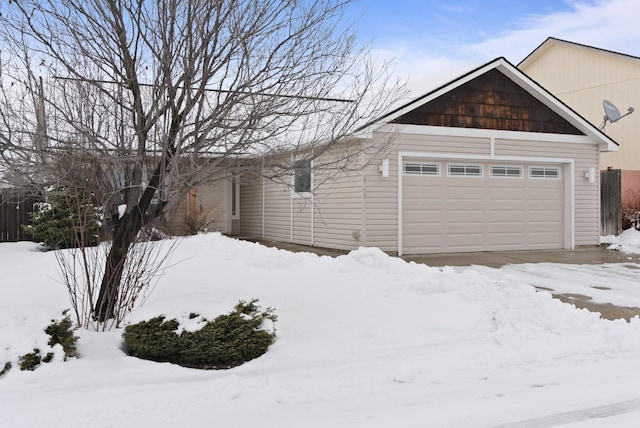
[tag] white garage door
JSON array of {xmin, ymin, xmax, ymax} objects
[{"xmin": 402, "ymin": 160, "xmax": 565, "ymax": 254}]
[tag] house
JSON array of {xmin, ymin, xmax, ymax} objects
[
  {"xmin": 183, "ymin": 57, "xmax": 617, "ymax": 255},
  {"xmin": 519, "ymin": 37, "xmax": 640, "ymax": 228}
]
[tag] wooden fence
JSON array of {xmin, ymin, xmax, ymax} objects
[
  {"xmin": 0, "ymin": 193, "xmax": 38, "ymax": 242},
  {"xmin": 600, "ymin": 169, "xmax": 621, "ymax": 236}
]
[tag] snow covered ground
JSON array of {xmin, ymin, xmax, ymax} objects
[{"xmin": 3, "ymin": 231, "xmax": 640, "ymax": 427}]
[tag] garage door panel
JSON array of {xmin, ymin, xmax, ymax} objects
[{"xmin": 403, "ymin": 160, "xmax": 564, "ymax": 254}]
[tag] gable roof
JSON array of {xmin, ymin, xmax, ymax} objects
[
  {"xmin": 519, "ymin": 37, "xmax": 640, "ymax": 69},
  {"xmin": 365, "ymin": 57, "xmax": 618, "ymax": 151}
]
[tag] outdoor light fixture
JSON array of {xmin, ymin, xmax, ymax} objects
[
  {"xmin": 380, "ymin": 159, "xmax": 389, "ymax": 177},
  {"xmin": 584, "ymin": 167, "xmax": 596, "ymax": 183}
]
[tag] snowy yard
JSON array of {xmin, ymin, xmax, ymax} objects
[{"xmin": 3, "ymin": 231, "xmax": 640, "ymax": 427}]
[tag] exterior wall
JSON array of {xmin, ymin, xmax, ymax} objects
[
  {"xmin": 164, "ymin": 180, "xmax": 233, "ymax": 235},
  {"xmin": 312, "ymin": 154, "xmax": 364, "ymax": 250},
  {"xmin": 238, "ymin": 142, "xmax": 366, "ymax": 251},
  {"xmin": 622, "ymin": 170, "xmax": 640, "ymax": 208},
  {"xmin": 520, "ymin": 42, "xmax": 640, "ymax": 170},
  {"xmin": 238, "ymin": 175, "xmax": 263, "ymax": 238},
  {"xmin": 263, "ymin": 177, "xmax": 291, "ymax": 242},
  {"xmin": 363, "ymin": 126, "xmax": 601, "ymax": 252},
  {"xmin": 363, "ymin": 129, "xmax": 493, "ymax": 252}
]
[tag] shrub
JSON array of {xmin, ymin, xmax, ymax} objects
[
  {"xmin": 45, "ymin": 310, "xmax": 79, "ymax": 360},
  {"xmin": 0, "ymin": 362, "xmax": 11, "ymax": 377},
  {"xmin": 123, "ymin": 299, "xmax": 277, "ymax": 369},
  {"xmin": 121, "ymin": 316, "xmax": 181, "ymax": 363},
  {"xmin": 25, "ymin": 189, "xmax": 100, "ymax": 249},
  {"xmin": 19, "ymin": 349, "xmax": 42, "ymax": 371}
]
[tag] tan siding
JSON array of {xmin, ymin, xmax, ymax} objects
[
  {"xmin": 362, "ymin": 139, "xmax": 398, "ymax": 251},
  {"xmin": 313, "ymin": 166, "xmax": 364, "ymax": 251},
  {"xmin": 388, "ymin": 132, "xmax": 491, "ymax": 155},
  {"xmin": 292, "ymin": 197, "xmax": 312, "ymax": 245},
  {"xmin": 239, "ymin": 176, "xmax": 263, "ymax": 238},
  {"xmin": 263, "ymin": 178, "xmax": 291, "ymax": 242}
]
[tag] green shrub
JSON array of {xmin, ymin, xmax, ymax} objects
[
  {"xmin": 19, "ymin": 349, "xmax": 41, "ymax": 371},
  {"xmin": 25, "ymin": 189, "xmax": 100, "ymax": 249},
  {"xmin": 122, "ymin": 316, "xmax": 181, "ymax": 363},
  {"xmin": 0, "ymin": 361, "xmax": 11, "ymax": 377},
  {"xmin": 123, "ymin": 299, "xmax": 277, "ymax": 369},
  {"xmin": 45, "ymin": 310, "xmax": 79, "ymax": 360}
]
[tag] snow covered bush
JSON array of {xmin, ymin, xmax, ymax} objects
[
  {"xmin": 25, "ymin": 189, "xmax": 101, "ymax": 249},
  {"xmin": 5, "ymin": 311, "xmax": 79, "ymax": 374},
  {"xmin": 45, "ymin": 310, "xmax": 79, "ymax": 360},
  {"xmin": 19, "ymin": 349, "xmax": 42, "ymax": 371},
  {"xmin": 122, "ymin": 300, "xmax": 277, "ymax": 369}
]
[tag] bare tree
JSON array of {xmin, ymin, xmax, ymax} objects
[{"xmin": 0, "ymin": 0, "xmax": 405, "ymax": 324}]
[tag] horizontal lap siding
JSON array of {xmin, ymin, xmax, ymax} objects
[
  {"xmin": 313, "ymin": 167, "xmax": 363, "ymax": 251},
  {"xmin": 239, "ymin": 176, "xmax": 263, "ymax": 238},
  {"xmin": 495, "ymin": 139, "xmax": 600, "ymax": 246},
  {"xmin": 264, "ymin": 179, "xmax": 291, "ymax": 242},
  {"xmin": 392, "ymin": 133, "xmax": 491, "ymax": 154},
  {"xmin": 292, "ymin": 197, "xmax": 312, "ymax": 245}
]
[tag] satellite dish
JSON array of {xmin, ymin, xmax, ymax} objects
[
  {"xmin": 600, "ymin": 99, "xmax": 634, "ymax": 131},
  {"xmin": 603, "ymin": 99, "xmax": 622, "ymax": 122}
]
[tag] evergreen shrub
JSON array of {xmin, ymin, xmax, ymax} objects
[
  {"xmin": 123, "ymin": 299, "xmax": 277, "ymax": 369},
  {"xmin": 19, "ymin": 348, "xmax": 41, "ymax": 371},
  {"xmin": 0, "ymin": 362, "xmax": 11, "ymax": 377},
  {"xmin": 45, "ymin": 310, "xmax": 79, "ymax": 360},
  {"xmin": 25, "ymin": 189, "xmax": 100, "ymax": 249}
]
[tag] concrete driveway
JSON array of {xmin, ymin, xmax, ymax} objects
[{"xmin": 401, "ymin": 246, "xmax": 640, "ymax": 268}]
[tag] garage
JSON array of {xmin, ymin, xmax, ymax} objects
[{"xmin": 401, "ymin": 158, "xmax": 566, "ymax": 254}]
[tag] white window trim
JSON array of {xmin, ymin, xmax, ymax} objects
[
  {"xmin": 403, "ymin": 162, "xmax": 440, "ymax": 176},
  {"xmin": 447, "ymin": 163, "xmax": 483, "ymax": 177},
  {"xmin": 292, "ymin": 158, "xmax": 313, "ymax": 198},
  {"xmin": 231, "ymin": 177, "xmax": 240, "ymax": 220},
  {"xmin": 490, "ymin": 165, "xmax": 523, "ymax": 179},
  {"xmin": 529, "ymin": 166, "xmax": 561, "ymax": 180}
]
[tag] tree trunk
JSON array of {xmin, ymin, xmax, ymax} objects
[
  {"xmin": 94, "ymin": 114, "xmax": 180, "ymax": 322},
  {"xmin": 94, "ymin": 209, "xmax": 143, "ymax": 321}
]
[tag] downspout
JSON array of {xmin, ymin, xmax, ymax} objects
[
  {"xmin": 262, "ymin": 158, "xmax": 265, "ymax": 239},
  {"xmin": 311, "ymin": 162, "xmax": 314, "ymax": 247}
]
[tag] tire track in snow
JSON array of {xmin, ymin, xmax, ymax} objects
[{"xmin": 483, "ymin": 398, "xmax": 640, "ymax": 427}]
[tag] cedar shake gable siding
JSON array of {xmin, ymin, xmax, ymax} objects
[{"xmin": 391, "ymin": 69, "xmax": 583, "ymax": 135}]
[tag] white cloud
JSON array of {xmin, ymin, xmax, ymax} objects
[{"xmin": 380, "ymin": 0, "xmax": 640, "ymax": 96}]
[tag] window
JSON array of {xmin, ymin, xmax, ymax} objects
[
  {"xmin": 403, "ymin": 162, "xmax": 439, "ymax": 176},
  {"xmin": 448, "ymin": 164, "xmax": 482, "ymax": 177},
  {"xmin": 294, "ymin": 159, "xmax": 311, "ymax": 193},
  {"xmin": 231, "ymin": 177, "xmax": 239, "ymax": 219},
  {"xmin": 490, "ymin": 165, "xmax": 522, "ymax": 178},
  {"xmin": 530, "ymin": 167, "xmax": 560, "ymax": 179}
]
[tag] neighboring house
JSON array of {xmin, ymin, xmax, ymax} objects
[
  {"xmin": 229, "ymin": 57, "xmax": 616, "ymax": 255},
  {"xmin": 519, "ymin": 37, "xmax": 640, "ymax": 222}
]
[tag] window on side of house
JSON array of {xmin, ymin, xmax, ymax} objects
[
  {"xmin": 294, "ymin": 159, "xmax": 312, "ymax": 193},
  {"xmin": 490, "ymin": 165, "xmax": 523, "ymax": 178},
  {"xmin": 529, "ymin": 167, "xmax": 560, "ymax": 179},
  {"xmin": 403, "ymin": 162, "xmax": 440, "ymax": 176},
  {"xmin": 231, "ymin": 177, "xmax": 239, "ymax": 219},
  {"xmin": 448, "ymin": 164, "xmax": 482, "ymax": 177}
]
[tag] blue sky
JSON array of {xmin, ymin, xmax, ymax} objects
[{"xmin": 344, "ymin": 0, "xmax": 640, "ymax": 94}]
